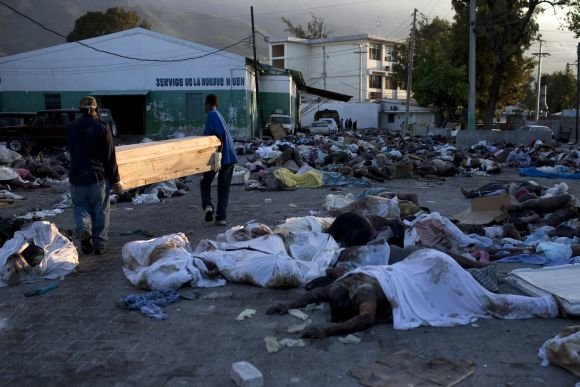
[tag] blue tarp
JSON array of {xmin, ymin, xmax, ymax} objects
[{"xmin": 518, "ymin": 167, "xmax": 580, "ymax": 179}]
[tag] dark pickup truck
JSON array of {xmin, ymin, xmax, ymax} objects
[{"xmin": 0, "ymin": 109, "xmax": 117, "ymax": 153}]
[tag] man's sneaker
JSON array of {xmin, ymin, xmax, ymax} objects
[
  {"xmin": 94, "ymin": 247, "xmax": 106, "ymax": 256},
  {"xmin": 79, "ymin": 231, "xmax": 93, "ymax": 254},
  {"xmin": 215, "ymin": 220, "xmax": 227, "ymax": 226},
  {"xmin": 204, "ymin": 206, "xmax": 214, "ymax": 222}
]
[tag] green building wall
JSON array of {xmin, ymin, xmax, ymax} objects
[
  {"xmin": 0, "ymin": 88, "xmax": 297, "ymax": 139},
  {"xmin": 0, "ymin": 91, "xmax": 87, "ymax": 112}
]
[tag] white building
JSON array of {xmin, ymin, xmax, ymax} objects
[
  {"xmin": 268, "ymin": 34, "xmax": 405, "ymax": 102},
  {"xmin": 0, "ymin": 28, "xmax": 314, "ymax": 139}
]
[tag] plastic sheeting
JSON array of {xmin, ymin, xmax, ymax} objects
[
  {"xmin": 0, "ymin": 221, "xmax": 78, "ymax": 287},
  {"xmin": 538, "ymin": 325, "xmax": 580, "ymax": 377},
  {"xmin": 193, "ymin": 231, "xmax": 340, "ymax": 288},
  {"xmin": 519, "ymin": 167, "xmax": 580, "ymax": 180},
  {"xmin": 122, "ymin": 233, "xmax": 224, "ymax": 290},
  {"xmin": 404, "ymin": 212, "xmax": 492, "ymax": 250},
  {"xmin": 326, "ymin": 194, "xmax": 401, "ymax": 218},
  {"xmin": 353, "ymin": 249, "xmax": 558, "ymax": 330}
]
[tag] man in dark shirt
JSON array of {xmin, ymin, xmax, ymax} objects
[{"xmin": 66, "ymin": 96, "xmax": 120, "ymax": 255}]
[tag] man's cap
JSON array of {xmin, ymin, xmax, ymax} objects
[{"xmin": 79, "ymin": 96, "xmax": 97, "ymax": 109}]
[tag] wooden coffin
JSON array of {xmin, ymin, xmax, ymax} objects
[{"xmin": 115, "ymin": 136, "xmax": 221, "ymax": 190}]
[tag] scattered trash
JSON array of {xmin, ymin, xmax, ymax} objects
[
  {"xmin": 264, "ymin": 336, "xmax": 306, "ymax": 353},
  {"xmin": 338, "ymin": 334, "xmax": 362, "ymax": 344},
  {"xmin": 287, "ymin": 319, "xmax": 312, "ymax": 333},
  {"xmin": 231, "ymin": 361, "xmax": 263, "ymax": 387},
  {"xmin": 117, "ymin": 289, "xmax": 184, "ymax": 320},
  {"xmin": 538, "ymin": 325, "xmax": 580, "ymax": 377},
  {"xmin": 349, "ymin": 349, "xmax": 475, "ymax": 386},
  {"xmin": 288, "ymin": 309, "xmax": 309, "ymax": 321},
  {"xmin": 23, "ymin": 282, "xmax": 59, "ymax": 297},
  {"xmin": 235, "ymin": 308, "xmax": 257, "ymax": 321}
]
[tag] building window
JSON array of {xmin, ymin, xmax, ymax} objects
[
  {"xmin": 388, "ymin": 113, "xmax": 395, "ymax": 123},
  {"xmin": 272, "ymin": 58, "xmax": 285, "ymax": 68},
  {"xmin": 44, "ymin": 93, "xmax": 61, "ymax": 109},
  {"xmin": 369, "ymin": 75, "xmax": 382, "ymax": 89},
  {"xmin": 384, "ymin": 48, "xmax": 395, "ymax": 62},
  {"xmin": 272, "ymin": 44, "xmax": 285, "ymax": 57},
  {"xmin": 369, "ymin": 43, "xmax": 381, "ymax": 61},
  {"xmin": 185, "ymin": 93, "xmax": 203, "ymax": 121},
  {"xmin": 385, "ymin": 77, "xmax": 395, "ymax": 90}
]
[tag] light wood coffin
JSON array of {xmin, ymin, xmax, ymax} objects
[{"xmin": 115, "ymin": 136, "xmax": 221, "ymax": 190}]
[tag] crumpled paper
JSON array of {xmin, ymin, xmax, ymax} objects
[
  {"xmin": 338, "ymin": 334, "xmax": 362, "ymax": 344},
  {"xmin": 235, "ymin": 308, "xmax": 256, "ymax": 321},
  {"xmin": 287, "ymin": 319, "xmax": 312, "ymax": 333},
  {"xmin": 264, "ymin": 336, "xmax": 306, "ymax": 353},
  {"xmin": 288, "ymin": 309, "xmax": 309, "ymax": 321}
]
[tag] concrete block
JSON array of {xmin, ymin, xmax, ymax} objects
[{"xmin": 230, "ymin": 361, "xmax": 263, "ymax": 387}]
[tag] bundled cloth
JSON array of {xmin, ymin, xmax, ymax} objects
[
  {"xmin": 118, "ymin": 289, "xmax": 182, "ymax": 320},
  {"xmin": 0, "ymin": 221, "xmax": 78, "ymax": 287},
  {"xmin": 273, "ymin": 168, "xmax": 323, "ymax": 188},
  {"xmin": 352, "ymin": 249, "xmax": 558, "ymax": 330}
]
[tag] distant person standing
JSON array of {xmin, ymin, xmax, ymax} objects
[
  {"xmin": 200, "ymin": 94, "xmax": 238, "ymax": 226},
  {"xmin": 66, "ymin": 96, "xmax": 120, "ymax": 255}
]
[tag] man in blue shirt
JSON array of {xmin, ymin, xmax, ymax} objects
[{"xmin": 200, "ymin": 94, "xmax": 238, "ymax": 226}]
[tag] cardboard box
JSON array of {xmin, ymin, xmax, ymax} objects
[
  {"xmin": 116, "ymin": 136, "xmax": 221, "ymax": 190},
  {"xmin": 453, "ymin": 193, "xmax": 519, "ymax": 225},
  {"xmin": 269, "ymin": 123, "xmax": 287, "ymax": 139}
]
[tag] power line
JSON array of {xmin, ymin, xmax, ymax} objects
[{"xmin": 0, "ymin": 0, "xmax": 250, "ymax": 63}]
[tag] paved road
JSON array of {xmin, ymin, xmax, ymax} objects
[{"xmin": 0, "ymin": 170, "xmax": 578, "ymax": 386}]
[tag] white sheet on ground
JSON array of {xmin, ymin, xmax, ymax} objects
[
  {"xmin": 403, "ymin": 212, "xmax": 493, "ymax": 250},
  {"xmin": 0, "ymin": 221, "xmax": 78, "ymax": 287},
  {"xmin": 122, "ymin": 233, "xmax": 225, "ymax": 290},
  {"xmin": 193, "ymin": 231, "xmax": 340, "ymax": 288},
  {"xmin": 352, "ymin": 249, "xmax": 557, "ymax": 330}
]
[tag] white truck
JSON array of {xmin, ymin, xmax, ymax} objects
[{"xmin": 266, "ymin": 114, "xmax": 294, "ymax": 135}]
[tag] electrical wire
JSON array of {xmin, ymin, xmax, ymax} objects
[{"xmin": 0, "ymin": 0, "xmax": 250, "ymax": 63}]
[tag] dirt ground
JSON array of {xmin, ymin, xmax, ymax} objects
[{"xmin": 0, "ymin": 168, "xmax": 579, "ymax": 386}]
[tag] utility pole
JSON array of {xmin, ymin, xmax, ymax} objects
[
  {"xmin": 532, "ymin": 36, "xmax": 550, "ymax": 121},
  {"xmin": 576, "ymin": 43, "xmax": 580, "ymax": 144},
  {"xmin": 251, "ymin": 6, "xmax": 261, "ymax": 138},
  {"xmin": 404, "ymin": 8, "xmax": 417, "ymax": 134},
  {"xmin": 354, "ymin": 42, "xmax": 367, "ymax": 102},
  {"xmin": 467, "ymin": 0, "xmax": 476, "ymax": 131},
  {"xmin": 322, "ymin": 46, "xmax": 327, "ymax": 90}
]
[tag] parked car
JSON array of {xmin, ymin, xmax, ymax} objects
[
  {"xmin": 266, "ymin": 114, "xmax": 294, "ymax": 135},
  {"xmin": 314, "ymin": 109, "xmax": 340, "ymax": 128},
  {"xmin": 0, "ymin": 112, "xmax": 36, "ymax": 128},
  {"xmin": 318, "ymin": 118, "xmax": 339, "ymax": 132},
  {"xmin": 519, "ymin": 124, "xmax": 554, "ymax": 140},
  {"xmin": 309, "ymin": 120, "xmax": 336, "ymax": 135},
  {"xmin": 0, "ymin": 108, "xmax": 117, "ymax": 153}
]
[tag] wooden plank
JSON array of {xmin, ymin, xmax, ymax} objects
[{"xmin": 115, "ymin": 136, "xmax": 221, "ymax": 190}]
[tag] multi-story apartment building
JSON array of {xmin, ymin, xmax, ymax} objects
[{"xmin": 268, "ymin": 34, "xmax": 406, "ymax": 102}]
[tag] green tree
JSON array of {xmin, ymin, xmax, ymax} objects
[
  {"xmin": 67, "ymin": 7, "xmax": 151, "ymax": 42},
  {"xmin": 281, "ymin": 13, "xmax": 331, "ymax": 39},
  {"xmin": 397, "ymin": 18, "xmax": 469, "ymax": 126},
  {"xmin": 565, "ymin": 0, "xmax": 580, "ymax": 36},
  {"xmin": 450, "ymin": 0, "xmax": 580, "ymax": 125},
  {"xmin": 543, "ymin": 66, "xmax": 577, "ymax": 112}
]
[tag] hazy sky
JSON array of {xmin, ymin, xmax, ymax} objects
[{"xmin": 186, "ymin": 0, "xmax": 577, "ymax": 74}]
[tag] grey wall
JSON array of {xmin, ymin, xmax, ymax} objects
[{"xmin": 455, "ymin": 130, "xmax": 554, "ymax": 147}]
